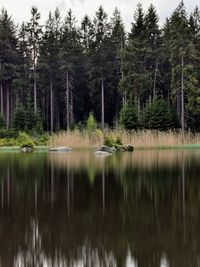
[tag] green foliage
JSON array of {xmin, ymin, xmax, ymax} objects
[
  {"xmin": 104, "ymin": 134, "xmax": 123, "ymax": 147},
  {"xmin": 0, "ymin": 114, "xmax": 5, "ymax": 129},
  {"xmin": 104, "ymin": 134, "xmax": 115, "ymax": 147},
  {"xmin": 120, "ymin": 103, "xmax": 139, "ymax": 130},
  {"xmin": 17, "ymin": 132, "xmax": 35, "ymax": 148},
  {"xmin": 12, "ymin": 106, "xmax": 26, "ymax": 131},
  {"xmin": 86, "ymin": 112, "xmax": 97, "ymax": 133},
  {"xmin": 143, "ymin": 97, "xmax": 175, "ymax": 131}
]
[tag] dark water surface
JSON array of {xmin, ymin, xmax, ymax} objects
[{"xmin": 0, "ymin": 150, "xmax": 200, "ymax": 267}]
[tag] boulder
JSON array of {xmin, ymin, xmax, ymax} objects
[
  {"xmin": 21, "ymin": 146, "xmax": 33, "ymax": 153},
  {"xmin": 49, "ymin": 146, "xmax": 72, "ymax": 152},
  {"xmin": 94, "ymin": 151, "xmax": 112, "ymax": 157},
  {"xmin": 95, "ymin": 145, "xmax": 117, "ymax": 154},
  {"xmin": 124, "ymin": 145, "xmax": 134, "ymax": 152}
]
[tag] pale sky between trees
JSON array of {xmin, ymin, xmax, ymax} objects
[{"xmin": 1, "ymin": 0, "xmax": 198, "ymax": 29}]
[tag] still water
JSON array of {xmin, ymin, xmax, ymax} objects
[{"xmin": 0, "ymin": 150, "xmax": 200, "ymax": 267}]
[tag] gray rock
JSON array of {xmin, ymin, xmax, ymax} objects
[
  {"xmin": 21, "ymin": 147, "xmax": 33, "ymax": 153},
  {"xmin": 94, "ymin": 151, "xmax": 112, "ymax": 157},
  {"xmin": 49, "ymin": 146, "xmax": 72, "ymax": 152},
  {"xmin": 96, "ymin": 145, "xmax": 117, "ymax": 154}
]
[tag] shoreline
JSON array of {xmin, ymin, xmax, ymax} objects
[{"xmin": 1, "ymin": 144, "xmax": 200, "ymax": 152}]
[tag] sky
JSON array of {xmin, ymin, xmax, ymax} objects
[{"xmin": 1, "ymin": 0, "xmax": 199, "ymax": 30}]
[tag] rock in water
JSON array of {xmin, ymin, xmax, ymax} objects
[
  {"xmin": 49, "ymin": 147, "xmax": 72, "ymax": 152},
  {"xmin": 124, "ymin": 145, "xmax": 134, "ymax": 152},
  {"xmin": 94, "ymin": 151, "xmax": 112, "ymax": 157},
  {"xmin": 95, "ymin": 146, "xmax": 117, "ymax": 154},
  {"xmin": 21, "ymin": 147, "xmax": 33, "ymax": 153}
]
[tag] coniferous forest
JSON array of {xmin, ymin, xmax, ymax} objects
[{"xmin": 0, "ymin": 1, "xmax": 200, "ymax": 133}]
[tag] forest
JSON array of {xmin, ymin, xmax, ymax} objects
[{"xmin": 0, "ymin": 1, "xmax": 200, "ymax": 134}]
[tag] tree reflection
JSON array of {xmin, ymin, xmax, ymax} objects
[{"xmin": 0, "ymin": 151, "xmax": 199, "ymax": 266}]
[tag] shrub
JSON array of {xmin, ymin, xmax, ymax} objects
[
  {"xmin": 86, "ymin": 112, "xmax": 97, "ymax": 133},
  {"xmin": 17, "ymin": 132, "xmax": 35, "ymax": 148},
  {"xmin": 120, "ymin": 103, "xmax": 139, "ymax": 130},
  {"xmin": 0, "ymin": 114, "xmax": 5, "ymax": 129},
  {"xmin": 143, "ymin": 97, "xmax": 176, "ymax": 131},
  {"xmin": 104, "ymin": 134, "xmax": 115, "ymax": 147},
  {"xmin": 12, "ymin": 106, "xmax": 26, "ymax": 131},
  {"xmin": 116, "ymin": 136, "xmax": 123, "ymax": 146},
  {"xmin": 33, "ymin": 133, "xmax": 49, "ymax": 146}
]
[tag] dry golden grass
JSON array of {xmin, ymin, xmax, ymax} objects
[{"xmin": 48, "ymin": 130, "xmax": 200, "ymax": 149}]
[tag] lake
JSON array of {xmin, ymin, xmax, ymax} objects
[{"xmin": 0, "ymin": 150, "xmax": 200, "ymax": 267}]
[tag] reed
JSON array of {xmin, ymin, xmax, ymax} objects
[{"xmin": 48, "ymin": 130, "xmax": 200, "ymax": 149}]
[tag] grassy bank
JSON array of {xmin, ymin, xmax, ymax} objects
[{"xmin": 49, "ymin": 130, "xmax": 200, "ymax": 150}]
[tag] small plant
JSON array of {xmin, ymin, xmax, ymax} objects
[
  {"xmin": 116, "ymin": 136, "xmax": 123, "ymax": 146},
  {"xmin": 104, "ymin": 134, "xmax": 115, "ymax": 147},
  {"xmin": 86, "ymin": 112, "xmax": 97, "ymax": 133}
]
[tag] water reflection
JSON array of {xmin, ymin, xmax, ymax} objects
[{"xmin": 0, "ymin": 150, "xmax": 200, "ymax": 266}]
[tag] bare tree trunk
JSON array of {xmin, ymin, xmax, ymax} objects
[
  {"xmin": 66, "ymin": 69, "xmax": 70, "ymax": 131},
  {"xmin": 153, "ymin": 60, "xmax": 158, "ymax": 98},
  {"xmin": 137, "ymin": 97, "xmax": 141, "ymax": 115},
  {"xmin": 101, "ymin": 79, "xmax": 105, "ymax": 131},
  {"xmin": 34, "ymin": 67, "xmax": 37, "ymax": 113},
  {"xmin": 0, "ymin": 83, "xmax": 3, "ymax": 116},
  {"xmin": 181, "ymin": 56, "xmax": 185, "ymax": 134},
  {"xmin": 0, "ymin": 61, "xmax": 3, "ymax": 116},
  {"xmin": 6, "ymin": 86, "xmax": 10, "ymax": 130},
  {"xmin": 50, "ymin": 75, "xmax": 54, "ymax": 133},
  {"xmin": 70, "ymin": 87, "xmax": 73, "ymax": 125}
]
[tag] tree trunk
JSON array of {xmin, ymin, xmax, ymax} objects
[
  {"xmin": 6, "ymin": 86, "xmax": 10, "ymax": 130},
  {"xmin": 70, "ymin": 87, "xmax": 73, "ymax": 125},
  {"xmin": 0, "ymin": 61, "xmax": 3, "ymax": 116},
  {"xmin": 153, "ymin": 60, "xmax": 158, "ymax": 98},
  {"xmin": 50, "ymin": 75, "xmax": 54, "ymax": 133},
  {"xmin": 66, "ymin": 69, "xmax": 70, "ymax": 131},
  {"xmin": 181, "ymin": 56, "xmax": 185, "ymax": 134},
  {"xmin": 101, "ymin": 79, "xmax": 105, "ymax": 131},
  {"xmin": 0, "ymin": 83, "xmax": 3, "ymax": 116},
  {"xmin": 34, "ymin": 64, "xmax": 37, "ymax": 113}
]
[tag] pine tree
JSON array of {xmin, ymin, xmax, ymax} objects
[
  {"xmin": 166, "ymin": 1, "xmax": 200, "ymax": 131},
  {"xmin": 59, "ymin": 9, "xmax": 83, "ymax": 130},
  {"xmin": 26, "ymin": 7, "xmax": 42, "ymax": 113},
  {"xmin": 39, "ymin": 9, "xmax": 61, "ymax": 132},
  {"xmin": 120, "ymin": 4, "xmax": 150, "ymax": 114},
  {"xmin": 143, "ymin": 97, "xmax": 175, "ymax": 130},
  {"xmin": 12, "ymin": 105, "xmax": 26, "ymax": 131},
  {"xmin": 120, "ymin": 101, "xmax": 138, "ymax": 130},
  {"xmin": 144, "ymin": 4, "xmax": 162, "ymax": 98},
  {"xmin": 0, "ymin": 9, "xmax": 18, "ymax": 129}
]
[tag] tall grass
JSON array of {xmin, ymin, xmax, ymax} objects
[{"xmin": 48, "ymin": 130, "xmax": 200, "ymax": 149}]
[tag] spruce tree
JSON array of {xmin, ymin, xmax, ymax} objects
[
  {"xmin": 26, "ymin": 7, "xmax": 42, "ymax": 113},
  {"xmin": 121, "ymin": 4, "xmax": 150, "ymax": 114}
]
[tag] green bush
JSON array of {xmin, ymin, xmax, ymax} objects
[
  {"xmin": 104, "ymin": 135, "xmax": 123, "ymax": 147},
  {"xmin": 116, "ymin": 136, "xmax": 123, "ymax": 146},
  {"xmin": 33, "ymin": 133, "xmax": 49, "ymax": 146},
  {"xmin": 0, "ymin": 114, "xmax": 5, "ymax": 129},
  {"xmin": 143, "ymin": 97, "xmax": 176, "ymax": 131},
  {"xmin": 17, "ymin": 132, "xmax": 35, "ymax": 148},
  {"xmin": 120, "ymin": 103, "xmax": 139, "ymax": 130},
  {"xmin": 0, "ymin": 129, "xmax": 18, "ymax": 139},
  {"xmin": 86, "ymin": 112, "xmax": 97, "ymax": 133},
  {"xmin": 104, "ymin": 135, "xmax": 115, "ymax": 147}
]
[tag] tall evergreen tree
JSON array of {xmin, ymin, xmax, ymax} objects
[
  {"xmin": 121, "ymin": 4, "xmax": 150, "ymax": 114},
  {"xmin": 26, "ymin": 7, "xmax": 42, "ymax": 113},
  {"xmin": 0, "ymin": 9, "xmax": 18, "ymax": 129}
]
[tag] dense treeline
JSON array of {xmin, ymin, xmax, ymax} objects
[{"xmin": 0, "ymin": 1, "xmax": 200, "ymax": 133}]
